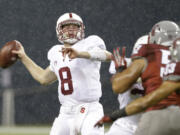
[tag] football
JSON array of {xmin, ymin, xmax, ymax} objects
[{"xmin": 0, "ymin": 40, "xmax": 20, "ymax": 68}]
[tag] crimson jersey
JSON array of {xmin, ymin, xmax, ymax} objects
[
  {"xmin": 163, "ymin": 62, "xmax": 180, "ymax": 95},
  {"xmin": 163, "ymin": 62, "xmax": 180, "ymax": 80},
  {"xmin": 132, "ymin": 44, "xmax": 180, "ymax": 111}
]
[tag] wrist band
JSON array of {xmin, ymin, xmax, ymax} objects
[
  {"xmin": 109, "ymin": 107, "xmax": 127, "ymax": 121},
  {"xmin": 116, "ymin": 66, "xmax": 126, "ymax": 73}
]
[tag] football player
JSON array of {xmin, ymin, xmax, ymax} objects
[
  {"xmin": 95, "ymin": 20, "xmax": 180, "ymax": 135},
  {"xmin": 105, "ymin": 35, "xmax": 147, "ymax": 135},
  {"xmin": 12, "ymin": 12, "xmax": 112, "ymax": 135}
]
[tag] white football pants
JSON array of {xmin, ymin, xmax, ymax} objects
[{"xmin": 50, "ymin": 101, "xmax": 104, "ymax": 135}]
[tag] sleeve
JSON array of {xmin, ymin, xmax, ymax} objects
[
  {"xmin": 109, "ymin": 61, "xmax": 116, "ymax": 74},
  {"xmin": 163, "ymin": 62, "xmax": 180, "ymax": 81},
  {"xmin": 126, "ymin": 58, "xmax": 131, "ymax": 67},
  {"xmin": 132, "ymin": 43, "xmax": 144, "ymax": 55},
  {"xmin": 131, "ymin": 45, "xmax": 147, "ymax": 61},
  {"xmin": 86, "ymin": 35, "xmax": 106, "ymax": 51},
  {"xmin": 85, "ymin": 35, "xmax": 108, "ymax": 61},
  {"xmin": 47, "ymin": 46, "xmax": 57, "ymax": 72}
]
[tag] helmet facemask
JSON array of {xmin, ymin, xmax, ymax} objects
[{"xmin": 170, "ymin": 37, "xmax": 180, "ymax": 62}]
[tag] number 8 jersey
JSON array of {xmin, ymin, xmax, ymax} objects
[{"xmin": 47, "ymin": 35, "xmax": 106, "ymax": 106}]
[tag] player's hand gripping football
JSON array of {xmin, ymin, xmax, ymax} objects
[
  {"xmin": 94, "ymin": 115, "xmax": 112, "ymax": 128},
  {"xmin": 12, "ymin": 43, "xmax": 26, "ymax": 59},
  {"xmin": 62, "ymin": 47, "xmax": 80, "ymax": 60},
  {"xmin": 112, "ymin": 46, "xmax": 127, "ymax": 72}
]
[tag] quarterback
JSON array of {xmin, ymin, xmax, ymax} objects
[{"xmin": 12, "ymin": 12, "xmax": 112, "ymax": 135}]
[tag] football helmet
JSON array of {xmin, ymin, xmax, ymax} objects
[
  {"xmin": 133, "ymin": 35, "xmax": 148, "ymax": 49},
  {"xmin": 56, "ymin": 12, "xmax": 85, "ymax": 44},
  {"xmin": 148, "ymin": 20, "xmax": 180, "ymax": 46},
  {"xmin": 170, "ymin": 36, "xmax": 180, "ymax": 62},
  {"xmin": 132, "ymin": 35, "xmax": 148, "ymax": 54}
]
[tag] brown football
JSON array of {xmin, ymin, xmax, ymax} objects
[{"xmin": 0, "ymin": 40, "xmax": 20, "ymax": 68}]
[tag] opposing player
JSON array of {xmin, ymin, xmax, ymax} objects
[
  {"xmin": 12, "ymin": 12, "xmax": 112, "ymax": 135},
  {"xmin": 95, "ymin": 20, "xmax": 180, "ymax": 135},
  {"xmin": 105, "ymin": 35, "xmax": 147, "ymax": 135}
]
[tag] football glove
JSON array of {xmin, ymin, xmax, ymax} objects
[
  {"xmin": 94, "ymin": 115, "xmax": 112, "ymax": 128},
  {"xmin": 112, "ymin": 46, "xmax": 127, "ymax": 72}
]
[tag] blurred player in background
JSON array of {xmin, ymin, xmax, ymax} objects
[
  {"xmin": 95, "ymin": 20, "xmax": 180, "ymax": 135},
  {"xmin": 12, "ymin": 12, "xmax": 112, "ymax": 135},
  {"xmin": 105, "ymin": 35, "xmax": 147, "ymax": 135}
]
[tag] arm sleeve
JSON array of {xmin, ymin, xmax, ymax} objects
[
  {"xmin": 86, "ymin": 35, "xmax": 106, "ymax": 51},
  {"xmin": 131, "ymin": 45, "xmax": 147, "ymax": 61},
  {"xmin": 109, "ymin": 61, "xmax": 116, "ymax": 74},
  {"xmin": 86, "ymin": 35, "xmax": 107, "ymax": 61},
  {"xmin": 126, "ymin": 58, "xmax": 131, "ymax": 67},
  {"xmin": 47, "ymin": 46, "xmax": 57, "ymax": 72}
]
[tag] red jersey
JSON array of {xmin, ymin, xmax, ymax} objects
[
  {"xmin": 131, "ymin": 44, "xmax": 180, "ymax": 111},
  {"xmin": 163, "ymin": 61, "xmax": 180, "ymax": 95},
  {"xmin": 163, "ymin": 62, "xmax": 180, "ymax": 80}
]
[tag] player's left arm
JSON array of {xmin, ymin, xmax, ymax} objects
[
  {"xmin": 112, "ymin": 58, "xmax": 146, "ymax": 94},
  {"xmin": 95, "ymin": 80, "xmax": 180, "ymax": 127},
  {"xmin": 126, "ymin": 80, "xmax": 180, "ymax": 115},
  {"xmin": 110, "ymin": 81, "xmax": 180, "ymax": 120}
]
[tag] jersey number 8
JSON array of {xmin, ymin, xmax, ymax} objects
[{"xmin": 59, "ymin": 67, "xmax": 73, "ymax": 95}]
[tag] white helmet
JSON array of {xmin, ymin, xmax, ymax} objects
[
  {"xmin": 56, "ymin": 12, "xmax": 85, "ymax": 44},
  {"xmin": 132, "ymin": 35, "xmax": 148, "ymax": 54},
  {"xmin": 148, "ymin": 20, "xmax": 180, "ymax": 46}
]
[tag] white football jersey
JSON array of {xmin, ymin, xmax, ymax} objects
[
  {"xmin": 48, "ymin": 35, "xmax": 106, "ymax": 106},
  {"xmin": 117, "ymin": 83, "xmax": 143, "ymax": 124},
  {"xmin": 109, "ymin": 61, "xmax": 144, "ymax": 124}
]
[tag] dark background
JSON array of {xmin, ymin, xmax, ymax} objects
[{"xmin": 0, "ymin": 0, "xmax": 180, "ymax": 124}]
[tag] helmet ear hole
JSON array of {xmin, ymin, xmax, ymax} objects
[{"xmin": 61, "ymin": 25, "xmax": 65, "ymax": 29}]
